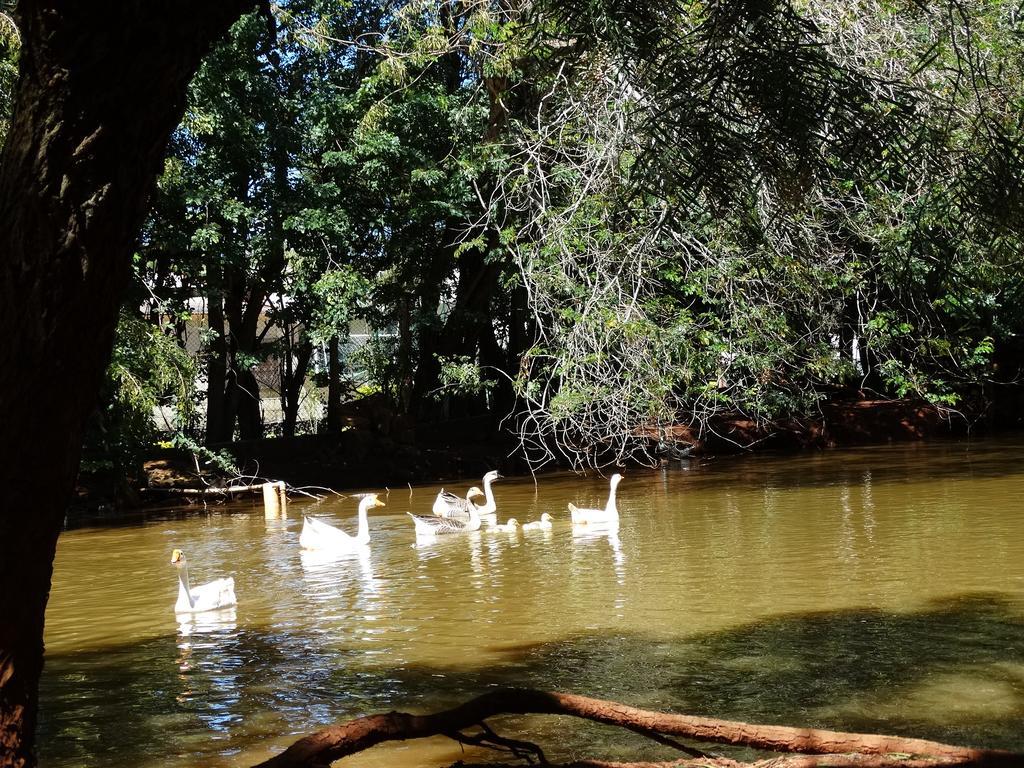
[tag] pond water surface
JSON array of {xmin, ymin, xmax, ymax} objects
[{"xmin": 39, "ymin": 438, "xmax": 1024, "ymax": 767}]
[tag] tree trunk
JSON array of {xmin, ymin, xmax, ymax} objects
[
  {"xmin": 410, "ymin": 252, "xmax": 448, "ymax": 413},
  {"xmin": 325, "ymin": 336, "xmax": 344, "ymax": 434},
  {"xmin": 223, "ymin": 263, "xmax": 267, "ymax": 441},
  {"xmin": 236, "ymin": 367, "xmax": 263, "ymax": 440},
  {"xmin": 397, "ymin": 294, "xmax": 414, "ymax": 413},
  {"xmin": 412, "ymin": 246, "xmax": 502, "ymax": 415},
  {"xmin": 221, "ymin": 279, "xmax": 245, "ymax": 440},
  {"xmin": 492, "ymin": 281, "xmax": 530, "ymax": 419},
  {"xmin": 206, "ymin": 287, "xmax": 230, "ymax": 443},
  {"xmin": 282, "ymin": 338, "xmax": 313, "ymax": 438},
  {"xmin": 0, "ymin": 3, "xmax": 252, "ymax": 765}
]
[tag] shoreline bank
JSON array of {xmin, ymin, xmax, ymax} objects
[{"xmin": 72, "ymin": 396, "xmax": 982, "ymax": 519}]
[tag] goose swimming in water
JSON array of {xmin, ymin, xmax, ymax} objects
[
  {"xmin": 408, "ymin": 497, "xmax": 483, "ymax": 536},
  {"xmin": 300, "ymin": 494, "xmax": 385, "ymax": 552},
  {"xmin": 493, "ymin": 518, "xmax": 519, "ymax": 532},
  {"xmin": 432, "ymin": 486, "xmax": 484, "ymax": 518},
  {"xmin": 521, "ymin": 512, "xmax": 554, "ymax": 530},
  {"xmin": 171, "ymin": 549, "xmax": 236, "ymax": 614},
  {"xmin": 569, "ymin": 473, "xmax": 623, "ymax": 526},
  {"xmin": 474, "ymin": 470, "xmax": 502, "ymax": 518},
  {"xmin": 434, "ymin": 470, "xmax": 502, "ymax": 521}
]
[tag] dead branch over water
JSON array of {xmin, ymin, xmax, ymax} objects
[{"xmin": 250, "ymin": 688, "xmax": 1020, "ymax": 768}]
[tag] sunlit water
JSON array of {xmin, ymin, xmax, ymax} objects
[{"xmin": 39, "ymin": 438, "xmax": 1024, "ymax": 767}]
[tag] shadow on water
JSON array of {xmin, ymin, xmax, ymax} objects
[
  {"xmin": 39, "ymin": 592, "xmax": 1024, "ymax": 767},
  {"xmin": 64, "ymin": 499, "xmax": 266, "ymax": 532},
  {"xmin": 489, "ymin": 593, "xmax": 1024, "ymax": 742}
]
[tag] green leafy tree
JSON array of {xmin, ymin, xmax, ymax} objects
[
  {"xmin": 80, "ymin": 310, "xmax": 196, "ymax": 499},
  {"xmin": 498, "ymin": 0, "xmax": 1024, "ymax": 467}
]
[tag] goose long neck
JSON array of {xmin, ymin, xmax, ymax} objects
[
  {"xmin": 356, "ymin": 499, "xmax": 371, "ymax": 543},
  {"xmin": 480, "ymin": 477, "xmax": 496, "ymax": 514},
  {"xmin": 176, "ymin": 562, "xmax": 193, "ymax": 606},
  {"xmin": 605, "ymin": 478, "xmax": 620, "ymax": 514},
  {"xmin": 467, "ymin": 503, "xmax": 481, "ymax": 530}
]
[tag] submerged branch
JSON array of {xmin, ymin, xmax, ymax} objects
[
  {"xmin": 250, "ymin": 688, "xmax": 1021, "ymax": 768},
  {"xmin": 145, "ymin": 483, "xmax": 268, "ymax": 497}
]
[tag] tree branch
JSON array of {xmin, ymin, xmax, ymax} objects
[
  {"xmin": 452, "ymin": 759, "xmax": 1013, "ymax": 768},
  {"xmin": 446, "ymin": 721, "xmax": 546, "ymax": 764},
  {"xmin": 250, "ymin": 688, "xmax": 1021, "ymax": 768}
]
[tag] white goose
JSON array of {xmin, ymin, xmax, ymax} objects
[
  {"xmin": 569, "ymin": 473, "xmax": 623, "ymax": 526},
  {"xmin": 300, "ymin": 494, "xmax": 385, "ymax": 552},
  {"xmin": 171, "ymin": 549, "xmax": 236, "ymax": 614},
  {"xmin": 432, "ymin": 486, "xmax": 484, "ymax": 518},
  {"xmin": 474, "ymin": 470, "xmax": 502, "ymax": 518},
  {"xmin": 408, "ymin": 499, "xmax": 483, "ymax": 536},
  {"xmin": 521, "ymin": 512, "xmax": 554, "ymax": 530},
  {"xmin": 492, "ymin": 517, "xmax": 519, "ymax": 532}
]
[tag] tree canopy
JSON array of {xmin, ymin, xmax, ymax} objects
[{"xmin": 89, "ymin": 0, "xmax": 1024, "ymax": 474}]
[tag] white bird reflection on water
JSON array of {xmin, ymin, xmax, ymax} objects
[
  {"xmin": 176, "ymin": 606, "xmax": 238, "ymax": 639},
  {"xmin": 300, "ymin": 546, "xmax": 377, "ymax": 596},
  {"xmin": 572, "ymin": 524, "xmax": 626, "ymax": 581}
]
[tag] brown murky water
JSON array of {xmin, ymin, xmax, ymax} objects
[{"xmin": 39, "ymin": 439, "xmax": 1024, "ymax": 767}]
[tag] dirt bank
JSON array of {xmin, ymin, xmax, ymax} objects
[{"xmin": 664, "ymin": 397, "xmax": 969, "ymax": 454}]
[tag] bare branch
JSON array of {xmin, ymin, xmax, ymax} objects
[{"xmin": 250, "ymin": 688, "xmax": 1020, "ymax": 768}]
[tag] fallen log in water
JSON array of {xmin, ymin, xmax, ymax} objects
[
  {"xmin": 148, "ymin": 479, "xmax": 291, "ymax": 517},
  {"xmin": 453, "ymin": 761, "xmax": 1008, "ymax": 768},
  {"xmin": 147, "ymin": 483, "xmax": 267, "ymax": 497},
  {"xmin": 250, "ymin": 688, "xmax": 1021, "ymax": 768}
]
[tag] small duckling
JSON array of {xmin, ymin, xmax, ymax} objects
[
  {"xmin": 493, "ymin": 518, "xmax": 519, "ymax": 532},
  {"xmin": 521, "ymin": 512, "xmax": 553, "ymax": 530}
]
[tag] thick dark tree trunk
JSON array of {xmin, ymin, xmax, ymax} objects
[
  {"xmin": 0, "ymin": 3, "xmax": 252, "ymax": 766},
  {"xmin": 281, "ymin": 338, "xmax": 313, "ymax": 438},
  {"xmin": 221, "ymin": 282, "xmax": 244, "ymax": 441},
  {"xmin": 410, "ymin": 251, "xmax": 448, "ymax": 412},
  {"xmin": 412, "ymin": 246, "xmax": 502, "ymax": 415},
  {"xmin": 223, "ymin": 267, "xmax": 268, "ymax": 441},
  {"xmin": 397, "ymin": 295, "xmax": 414, "ymax": 413},
  {"xmin": 236, "ymin": 367, "xmax": 264, "ymax": 440},
  {"xmin": 205, "ymin": 287, "xmax": 230, "ymax": 443},
  {"xmin": 325, "ymin": 336, "xmax": 344, "ymax": 434}
]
